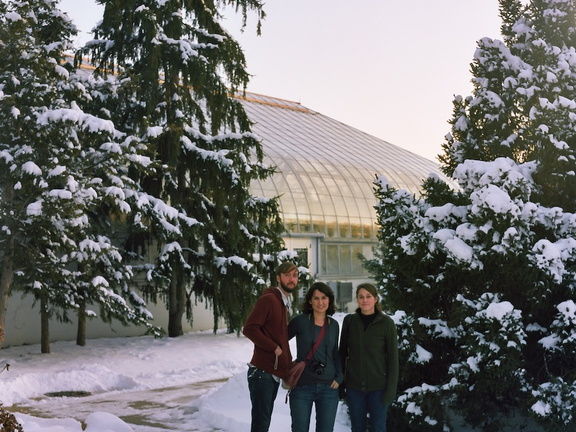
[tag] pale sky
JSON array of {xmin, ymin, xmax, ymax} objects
[{"xmin": 59, "ymin": 0, "xmax": 502, "ymax": 162}]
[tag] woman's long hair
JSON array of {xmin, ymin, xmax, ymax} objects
[
  {"xmin": 301, "ymin": 282, "xmax": 336, "ymax": 315},
  {"xmin": 355, "ymin": 282, "xmax": 383, "ymax": 313}
]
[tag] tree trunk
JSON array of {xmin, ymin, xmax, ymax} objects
[
  {"xmin": 76, "ymin": 298, "xmax": 86, "ymax": 346},
  {"xmin": 40, "ymin": 293, "xmax": 50, "ymax": 354},
  {"xmin": 0, "ymin": 236, "xmax": 14, "ymax": 349},
  {"xmin": 167, "ymin": 272, "xmax": 185, "ymax": 337}
]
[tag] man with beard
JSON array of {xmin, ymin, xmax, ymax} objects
[{"xmin": 243, "ymin": 261, "xmax": 299, "ymax": 432}]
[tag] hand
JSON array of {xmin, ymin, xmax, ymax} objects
[
  {"xmin": 274, "ymin": 346, "xmax": 282, "ymax": 356},
  {"xmin": 338, "ymin": 383, "xmax": 347, "ymax": 400},
  {"xmin": 330, "ymin": 380, "xmax": 339, "ymax": 389}
]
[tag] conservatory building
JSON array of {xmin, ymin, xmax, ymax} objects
[
  {"xmin": 242, "ymin": 92, "xmax": 443, "ymax": 310},
  {"xmin": 3, "ymin": 91, "xmax": 445, "ymax": 346}
]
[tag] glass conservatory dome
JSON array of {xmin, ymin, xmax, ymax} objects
[{"xmin": 242, "ymin": 92, "xmax": 443, "ymax": 241}]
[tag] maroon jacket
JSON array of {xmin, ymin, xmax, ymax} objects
[{"xmin": 243, "ymin": 287, "xmax": 292, "ymax": 379}]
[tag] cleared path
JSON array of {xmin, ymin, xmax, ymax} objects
[{"xmin": 12, "ymin": 379, "xmax": 227, "ymax": 432}]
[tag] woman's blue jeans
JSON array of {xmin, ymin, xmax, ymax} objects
[
  {"xmin": 346, "ymin": 388, "xmax": 388, "ymax": 432},
  {"xmin": 247, "ymin": 366, "xmax": 280, "ymax": 432},
  {"xmin": 289, "ymin": 383, "xmax": 339, "ymax": 432}
]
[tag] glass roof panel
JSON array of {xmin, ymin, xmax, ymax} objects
[{"xmin": 243, "ymin": 94, "xmax": 452, "ymax": 241}]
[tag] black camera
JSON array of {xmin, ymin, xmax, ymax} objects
[{"xmin": 312, "ymin": 361, "xmax": 325, "ymax": 375}]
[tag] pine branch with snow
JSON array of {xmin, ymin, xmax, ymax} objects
[{"xmin": 369, "ymin": 1, "xmax": 576, "ymax": 430}]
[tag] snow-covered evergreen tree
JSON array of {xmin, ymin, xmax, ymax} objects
[
  {"xmin": 367, "ymin": 1, "xmax": 576, "ymax": 430},
  {"xmin": 0, "ymin": 0, "xmax": 160, "ymax": 352},
  {"xmin": 78, "ymin": 0, "xmax": 284, "ymax": 336}
]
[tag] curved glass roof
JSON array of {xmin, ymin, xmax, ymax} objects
[
  {"xmin": 71, "ymin": 57, "xmax": 442, "ymax": 243},
  {"xmin": 242, "ymin": 93, "xmax": 444, "ymax": 241}
]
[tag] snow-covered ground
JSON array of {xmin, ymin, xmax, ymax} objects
[
  {"xmin": 0, "ymin": 313, "xmax": 351, "ymax": 432},
  {"xmin": 0, "ymin": 311, "xmax": 545, "ymax": 432}
]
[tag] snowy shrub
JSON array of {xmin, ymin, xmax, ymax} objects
[{"xmin": 367, "ymin": 1, "xmax": 576, "ymax": 431}]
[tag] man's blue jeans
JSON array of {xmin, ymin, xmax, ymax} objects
[
  {"xmin": 346, "ymin": 388, "xmax": 388, "ymax": 432},
  {"xmin": 247, "ymin": 366, "xmax": 280, "ymax": 432},
  {"xmin": 289, "ymin": 383, "xmax": 339, "ymax": 432}
]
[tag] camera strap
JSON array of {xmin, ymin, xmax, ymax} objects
[
  {"xmin": 285, "ymin": 318, "xmax": 329, "ymax": 404},
  {"xmin": 305, "ymin": 318, "xmax": 327, "ymax": 362}
]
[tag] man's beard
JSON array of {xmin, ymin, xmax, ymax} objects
[{"xmin": 280, "ymin": 280, "xmax": 297, "ymax": 293}]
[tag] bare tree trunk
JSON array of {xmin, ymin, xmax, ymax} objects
[
  {"xmin": 40, "ymin": 293, "xmax": 50, "ymax": 354},
  {"xmin": 0, "ymin": 238, "xmax": 14, "ymax": 349},
  {"xmin": 167, "ymin": 272, "xmax": 185, "ymax": 337},
  {"xmin": 76, "ymin": 298, "xmax": 86, "ymax": 346}
]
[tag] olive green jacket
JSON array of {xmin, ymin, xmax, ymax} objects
[{"xmin": 339, "ymin": 310, "xmax": 399, "ymax": 405}]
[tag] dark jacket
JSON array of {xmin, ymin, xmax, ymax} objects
[
  {"xmin": 243, "ymin": 287, "xmax": 292, "ymax": 379},
  {"xmin": 339, "ymin": 310, "xmax": 399, "ymax": 405},
  {"xmin": 288, "ymin": 313, "xmax": 344, "ymax": 387}
]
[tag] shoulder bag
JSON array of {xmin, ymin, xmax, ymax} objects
[{"xmin": 282, "ymin": 319, "xmax": 327, "ymax": 390}]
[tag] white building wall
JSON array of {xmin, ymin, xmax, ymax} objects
[
  {"xmin": 2, "ymin": 237, "xmax": 376, "ymax": 347},
  {"xmin": 3, "ymin": 293, "xmax": 217, "ymax": 348}
]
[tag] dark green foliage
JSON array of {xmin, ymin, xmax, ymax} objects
[
  {"xmin": 368, "ymin": 1, "xmax": 576, "ymax": 430},
  {"xmin": 78, "ymin": 0, "xmax": 284, "ymax": 336},
  {"xmin": 0, "ymin": 0, "xmax": 163, "ymax": 351}
]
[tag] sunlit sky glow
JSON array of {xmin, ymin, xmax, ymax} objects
[{"xmin": 59, "ymin": 0, "xmax": 503, "ymax": 162}]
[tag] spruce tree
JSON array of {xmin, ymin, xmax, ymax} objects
[
  {"xmin": 367, "ymin": 0, "xmax": 576, "ymax": 430},
  {"xmin": 0, "ymin": 0, "xmax": 159, "ymax": 352},
  {"xmin": 79, "ymin": 0, "xmax": 284, "ymax": 336}
]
